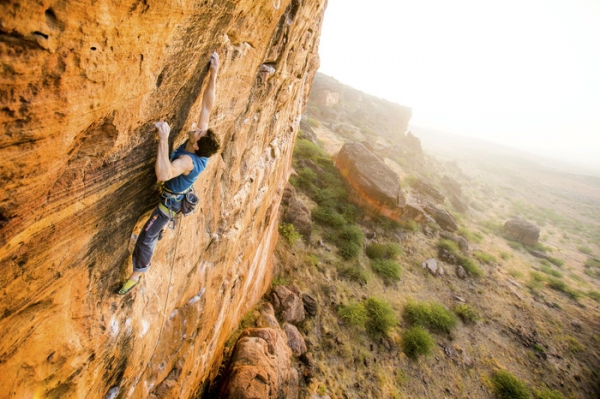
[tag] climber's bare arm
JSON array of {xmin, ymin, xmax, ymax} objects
[
  {"xmin": 154, "ymin": 122, "xmax": 193, "ymax": 181},
  {"xmin": 198, "ymin": 52, "xmax": 219, "ymax": 131}
]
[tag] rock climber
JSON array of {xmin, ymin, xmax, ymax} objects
[{"xmin": 118, "ymin": 52, "xmax": 221, "ymax": 295}]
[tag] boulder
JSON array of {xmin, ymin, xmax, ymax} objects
[
  {"xmin": 284, "ymin": 324, "xmax": 307, "ymax": 356},
  {"xmin": 281, "ymin": 184, "xmax": 312, "ymax": 241},
  {"xmin": 302, "ymin": 293, "xmax": 319, "ymax": 316},
  {"xmin": 335, "ymin": 142, "xmax": 406, "ymax": 220},
  {"xmin": 219, "ymin": 328, "xmax": 297, "ymax": 399},
  {"xmin": 456, "ymin": 265, "xmax": 467, "ymax": 279},
  {"xmin": 504, "ymin": 219, "xmax": 540, "ymax": 246},
  {"xmin": 422, "ymin": 258, "xmax": 445, "ymax": 276},
  {"xmin": 414, "ymin": 178, "xmax": 445, "ymax": 204},
  {"xmin": 424, "ymin": 203, "xmax": 458, "ymax": 232},
  {"xmin": 271, "ymin": 286, "xmax": 306, "ymax": 324},
  {"xmin": 256, "ymin": 302, "xmax": 280, "ymax": 329}
]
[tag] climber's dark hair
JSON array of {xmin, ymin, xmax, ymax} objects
[{"xmin": 195, "ymin": 129, "xmax": 220, "ymax": 158}]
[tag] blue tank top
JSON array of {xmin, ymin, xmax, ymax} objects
[{"xmin": 164, "ymin": 144, "xmax": 209, "ymax": 193}]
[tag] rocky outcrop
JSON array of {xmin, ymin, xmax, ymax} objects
[
  {"xmin": 504, "ymin": 219, "xmax": 540, "ymax": 246},
  {"xmin": 281, "ymin": 183, "xmax": 312, "ymax": 241},
  {"xmin": 414, "ymin": 178, "xmax": 445, "ymax": 204},
  {"xmin": 0, "ymin": 0, "xmax": 325, "ymax": 397},
  {"xmin": 219, "ymin": 328, "xmax": 298, "ymax": 399},
  {"xmin": 336, "ymin": 142, "xmax": 406, "ymax": 220},
  {"xmin": 425, "ymin": 203, "xmax": 458, "ymax": 232},
  {"xmin": 271, "ymin": 285, "xmax": 306, "ymax": 324}
]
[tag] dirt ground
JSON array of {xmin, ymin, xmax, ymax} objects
[{"xmin": 270, "ymin": 119, "xmax": 600, "ymax": 398}]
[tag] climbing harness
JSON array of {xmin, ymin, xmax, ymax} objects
[{"xmin": 159, "ymin": 184, "xmax": 199, "ymax": 229}]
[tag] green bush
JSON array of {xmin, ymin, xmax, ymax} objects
[
  {"xmin": 279, "ymin": 223, "xmax": 302, "ymax": 245},
  {"xmin": 437, "ymin": 238, "xmax": 460, "ymax": 254},
  {"xmin": 458, "ymin": 255, "xmax": 484, "ymax": 278},
  {"xmin": 338, "ymin": 241, "xmax": 361, "ymax": 260},
  {"xmin": 577, "ymin": 246, "xmax": 593, "ymax": 256},
  {"xmin": 533, "ymin": 388, "xmax": 564, "ymax": 399},
  {"xmin": 587, "ymin": 290, "xmax": 600, "ymax": 302},
  {"xmin": 585, "ymin": 258, "xmax": 600, "ymax": 268},
  {"xmin": 540, "ymin": 264, "xmax": 562, "ymax": 278},
  {"xmin": 458, "ymin": 227, "xmax": 483, "ymax": 243},
  {"xmin": 338, "ymin": 302, "xmax": 368, "ymax": 328},
  {"xmin": 404, "ymin": 300, "xmax": 457, "ymax": 334},
  {"xmin": 312, "ymin": 206, "xmax": 346, "ymax": 227},
  {"xmin": 474, "ymin": 251, "xmax": 497, "ymax": 264},
  {"xmin": 370, "ymin": 259, "xmax": 402, "ymax": 283},
  {"xmin": 366, "ymin": 242, "xmax": 403, "ymax": 260},
  {"xmin": 454, "ymin": 304, "xmax": 480, "ymax": 323},
  {"xmin": 547, "ymin": 277, "xmax": 580, "ymax": 299},
  {"xmin": 427, "ymin": 302, "xmax": 458, "ymax": 333},
  {"xmin": 338, "ymin": 263, "xmax": 370, "ymax": 285},
  {"xmin": 294, "ymin": 138, "xmax": 327, "ymax": 160},
  {"xmin": 337, "ymin": 224, "xmax": 364, "ymax": 243},
  {"xmin": 490, "ymin": 370, "xmax": 530, "ymax": 399},
  {"xmin": 548, "ymin": 257, "xmax": 564, "ymax": 267},
  {"xmin": 507, "ymin": 240, "xmax": 524, "ymax": 251},
  {"xmin": 402, "ymin": 326, "xmax": 434, "ymax": 359},
  {"xmin": 292, "ymin": 167, "xmax": 317, "ymax": 191},
  {"xmin": 364, "ymin": 297, "xmax": 398, "ymax": 337}
]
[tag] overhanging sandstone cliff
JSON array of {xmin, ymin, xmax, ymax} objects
[{"xmin": 0, "ymin": 0, "xmax": 325, "ymax": 397}]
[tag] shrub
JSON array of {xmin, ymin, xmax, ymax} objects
[
  {"xmin": 548, "ymin": 257, "xmax": 564, "ymax": 267},
  {"xmin": 279, "ymin": 223, "xmax": 302, "ymax": 245},
  {"xmin": 294, "ymin": 138, "xmax": 326, "ymax": 160},
  {"xmin": 366, "ymin": 242, "xmax": 403, "ymax": 260},
  {"xmin": 454, "ymin": 304, "xmax": 480, "ymax": 323},
  {"xmin": 587, "ymin": 290, "xmax": 600, "ymax": 302},
  {"xmin": 438, "ymin": 239, "xmax": 460, "ymax": 254},
  {"xmin": 474, "ymin": 251, "xmax": 497, "ymax": 264},
  {"xmin": 364, "ymin": 297, "xmax": 398, "ymax": 337},
  {"xmin": 577, "ymin": 246, "xmax": 593, "ymax": 256},
  {"xmin": 404, "ymin": 300, "xmax": 457, "ymax": 334},
  {"xmin": 427, "ymin": 302, "xmax": 458, "ymax": 333},
  {"xmin": 292, "ymin": 167, "xmax": 317, "ymax": 191},
  {"xmin": 337, "ymin": 263, "xmax": 370, "ymax": 285},
  {"xmin": 312, "ymin": 206, "xmax": 346, "ymax": 227},
  {"xmin": 566, "ymin": 335, "xmax": 584, "ymax": 353},
  {"xmin": 338, "ymin": 302, "xmax": 368, "ymax": 328},
  {"xmin": 540, "ymin": 264, "xmax": 562, "ymax": 278},
  {"xmin": 507, "ymin": 240, "xmax": 524, "ymax": 251},
  {"xmin": 458, "ymin": 227, "xmax": 483, "ymax": 243},
  {"xmin": 371, "ymin": 259, "xmax": 402, "ymax": 283},
  {"xmin": 338, "ymin": 241, "xmax": 361, "ymax": 260},
  {"xmin": 337, "ymin": 224, "xmax": 364, "ymax": 243},
  {"xmin": 480, "ymin": 219, "xmax": 504, "ymax": 235},
  {"xmin": 458, "ymin": 255, "xmax": 484, "ymax": 278},
  {"xmin": 402, "ymin": 326, "xmax": 434, "ymax": 359},
  {"xmin": 547, "ymin": 277, "xmax": 580, "ymax": 299},
  {"xmin": 490, "ymin": 370, "xmax": 530, "ymax": 399},
  {"xmin": 533, "ymin": 388, "xmax": 564, "ymax": 399},
  {"xmin": 585, "ymin": 258, "xmax": 600, "ymax": 268}
]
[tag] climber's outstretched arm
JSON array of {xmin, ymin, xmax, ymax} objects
[
  {"xmin": 154, "ymin": 121, "xmax": 193, "ymax": 181},
  {"xmin": 198, "ymin": 52, "xmax": 219, "ymax": 131}
]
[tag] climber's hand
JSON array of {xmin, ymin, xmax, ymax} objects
[
  {"xmin": 155, "ymin": 121, "xmax": 171, "ymax": 141},
  {"xmin": 209, "ymin": 52, "xmax": 219, "ymax": 74}
]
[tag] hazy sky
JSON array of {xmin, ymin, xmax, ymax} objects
[{"xmin": 318, "ymin": 0, "xmax": 600, "ymax": 171}]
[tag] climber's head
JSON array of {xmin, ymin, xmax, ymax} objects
[{"xmin": 190, "ymin": 128, "xmax": 221, "ymax": 158}]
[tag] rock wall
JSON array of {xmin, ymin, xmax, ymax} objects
[{"xmin": 0, "ymin": 0, "xmax": 325, "ymax": 397}]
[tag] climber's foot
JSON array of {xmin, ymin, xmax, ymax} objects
[{"xmin": 118, "ymin": 277, "xmax": 141, "ymax": 295}]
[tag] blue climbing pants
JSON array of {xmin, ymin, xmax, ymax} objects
[{"xmin": 132, "ymin": 197, "xmax": 182, "ymax": 273}]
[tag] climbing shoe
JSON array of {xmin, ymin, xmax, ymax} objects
[{"xmin": 118, "ymin": 277, "xmax": 141, "ymax": 295}]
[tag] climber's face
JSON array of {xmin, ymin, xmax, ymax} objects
[{"xmin": 189, "ymin": 128, "xmax": 207, "ymax": 151}]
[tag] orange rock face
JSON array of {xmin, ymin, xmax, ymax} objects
[{"xmin": 0, "ymin": 0, "xmax": 325, "ymax": 397}]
